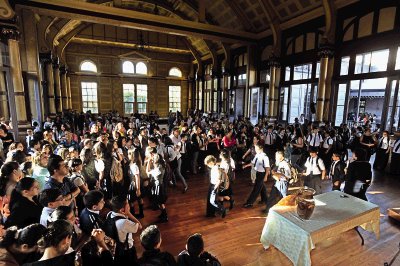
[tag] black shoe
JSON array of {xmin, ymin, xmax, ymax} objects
[
  {"xmin": 206, "ymin": 214, "xmax": 216, "ymax": 218},
  {"xmin": 134, "ymin": 213, "xmax": 144, "ymax": 219},
  {"xmin": 182, "ymin": 186, "xmax": 188, "ymax": 194},
  {"xmin": 243, "ymin": 203, "xmax": 253, "ymax": 208},
  {"xmin": 229, "ymin": 199, "xmax": 235, "ymax": 210},
  {"xmin": 158, "ymin": 216, "xmax": 168, "ymax": 223},
  {"xmin": 221, "ymin": 209, "xmax": 227, "ymax": 218}
]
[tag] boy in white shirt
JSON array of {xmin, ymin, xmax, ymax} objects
[
  {"xmin": 242, "ymin": 144, "xmax": 270, "ymax": 208},
  {"xmin": 303, "ymin": 147, "xmax": 326, "ymax": 194}
]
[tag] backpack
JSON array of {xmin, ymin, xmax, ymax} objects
[
  {"xmin": 307, "ymin": 157, "xmax": 322, "ymax": 172},
  {"xmin": 102, "ymin": 212, "xmax": 138, "ymax": 264},
  {"xmin": 102, "ymin": 212, "xmax": 123, "ymax": 241},
  {"xmin": 287, "ymin": 162, "xmax": 300, "ymax": 185},
  {"xmin": 218, "ymin": 168, "xmax": 230, "ymax": 191},
  {"xmin": 333, "ymin": 136, "xmax": 344, "ymax": 152},
  {"xmin": 110, "ymin": 157, "xmax": 124, "ymax": 183}
]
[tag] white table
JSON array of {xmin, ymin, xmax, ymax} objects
[{"xmin": 260, "ymin": 191, "xmax": 380, "ymax": 266}]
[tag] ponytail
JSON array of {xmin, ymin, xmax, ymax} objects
[{"xmin": 0, "ymin": 224, "xmax": 46, "ymax": 249}]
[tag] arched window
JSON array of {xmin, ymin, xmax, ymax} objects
[
  {"xmin": 136, "ymin": 62, "xmax": 147, "ymax": 75},
  {"xmin": 169, "ymin": 67, "xmax": 182, "ymax": 77},
  {"xmin": 80, "ymin": 60, "xmax": 97, "ymax": 72},
  {"xmin": 122, "ymin": 61, "xmax": 135, "ymax": 74}
]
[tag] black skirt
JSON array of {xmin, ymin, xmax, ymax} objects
[{"xmin": 151, "ymin": 183, "xmax": 166, "ymax": 204}]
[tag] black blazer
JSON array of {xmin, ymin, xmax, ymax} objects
[
  {"xmin": 79, "ymin": 208, "xmax": 103, "ymax": 236},
  {"xmin": 344, "ymin": 161, "xmax": 372, "ymax": 196},
  {"xmin": 5, "ymin": 195, "xmax": 42, "ymax": 229},
  {"xmin": 330, "ymin": 161, "xmax": 346, "ymax": 182}
]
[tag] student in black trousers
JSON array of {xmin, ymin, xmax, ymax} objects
[
  {"xmin": 242, "ymin": 144, "xmax": 270, "ymax": 208},
  {"xmin": 373, "ymin": 130, "xmax": 390, "ymax": 171},
  {"xmin": 329, "ymin": 152, "xmax": 346, "ymax": 191}
]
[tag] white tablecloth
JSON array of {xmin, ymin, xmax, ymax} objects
[{"xmin": 260, "ymin": 191, "xmax": 380, "ymax": 266}]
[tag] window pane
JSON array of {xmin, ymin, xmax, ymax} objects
[
  {"xmin": 169, "ymin": 67, "xmax": 182, "ymax": 77},
  {"xmin": 370, "ymin": 49, "xmax": 389, "ymax": 72},
  {"xmin": 396, "ymin": 47, "xmax": 400, "ymax": 70},
  {"xmin": 122, "ymin": 61, "xmax": 134, "ymax": 74},
  {"xmin": 355, "ymin": 55, "xmax": 363, "ymax": 74},
  {"xmin": 293, "ymin": 64, "xmax": 312, "ymax": 80},
  {"xmin": 80, "ymin": 61, "xmax": 97, "ymax": 72},
  {"xmin": 81, "ymin": 82, "xmax": 98, "ymax": 113},
  {"xmin": 136, "ymin": 62, "xmax": 147, "ymax": 75},
  {"xmin": 340, "ymin": 56, "xmax": 350, "ymax": 76},
  {"xmin": 169, "ymin": 85, "xmax": 181, "ymax": 112},
  {"xmin": 315, "ymin": 62, "xmax": 320, "ymax": 78},
  {"xmin": 285, "ymin": 67, "xmax": 290, "ymax": 81}
]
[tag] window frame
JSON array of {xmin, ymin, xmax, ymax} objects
[
  {"xmin": 80, "ymin": 60, "xmax": 97, "ymax": 73},
  {"xmin": 81, "ymin": 82, "xmax": 99, "ymax": 113}
]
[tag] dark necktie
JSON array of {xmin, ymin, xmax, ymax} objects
[
  {"xmin": 395, "ymin": 139, "xmax": 400, "ymax": 153},
  {"xmin": 313, "ymin": 134, "xmax": 316, "ymax": 146}
]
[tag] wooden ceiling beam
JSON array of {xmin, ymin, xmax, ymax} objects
[
  {"xmin": 17, "ymin": 0, "xmax": 257, "ymax": 43},
  {"xmin": 223, "ymin": 0, "xmax": 257, "ymax": 32}
]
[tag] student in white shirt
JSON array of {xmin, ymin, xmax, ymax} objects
[
  {"xmin": 104, "ymin": 195, "xmax": 142, "ymax": 265},
  {"xmin": 373, "ymin": 130, "xmax": 391, "ymax": 171},
  {"xmin": 204, "ymin": 155, "xmax": 226, "ymax": 218},
  {"xmin": 265, "ymin": 151, "xmax": 291, "ymax": 213},
  {"xmin": 242, "ymin": 144, "xmax": 270, "ymax": 208},
  {"xmin": 306, "ymin": 126, "xmax": 323, "ymax": 149},
  {"xmin": 303, "ymin": 147, "xmax": 326, "ymax": 194}
]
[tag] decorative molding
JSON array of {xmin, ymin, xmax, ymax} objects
[
  {"xmin": 39, "ymin": 52, "xmax": 52, "ymax": 64},
  {"xmin": 0, "ymin": 0, "xmax": 15, "ymax": 20},
  {"xmin": 318, "ymin": 41, "xmax": 335, "ymax": 59},
  {"xmin": 52, "ymin": 56, "xmax": 60, "ymax": 69},
  {"xmin": 59, "ymin": 65, "xmax": 67, "ymax": 74},
  {"xmin": 0, "ymin": 27, "xmax": 20, "ymax": 41},
  {"xmin": 267, "ymin": 55, "xmax": 280, "ymax": 68}
]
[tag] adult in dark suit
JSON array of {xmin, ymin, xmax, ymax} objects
[{"xmin": 344, "ymin": 148, "xmax": 372, "ymax": 201}]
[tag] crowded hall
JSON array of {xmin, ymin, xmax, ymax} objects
[{"xmin": 0, "ymin": 0, "xmax": 400, "ymax": 265}]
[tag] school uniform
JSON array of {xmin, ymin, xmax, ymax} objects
[
  {"xmin": 307, "ymin": 133, "xmax": 323, "ymax": 149},
  {"xmin": 373, "ymin": 136, "xmax": 390, "ymax": 171},
  {"xmin": 266, "ymin": 160, "xmax": 291, "ymax": 212},
  {"xmin": 304, "ymin": 156, "xmax": 326, "ymax": 194},
  {"xmin": 329, "ymin": 160, "xmax": 346, "ymax": 191},
  {"xmin": 321, "ymin": 137, "xmax": 334, "ymax": 171},
  {"xmin": 206, "ymin": 165, "xmax": 225, "ymax": 217},
  {"xmin": 79, "ymin": 208, "xmax": 103, "ymax": 236},
  {"xmin": 180, "ymin": 141, "xmax": 190, "ymax": 175},
  {"xmin": 264, "ymin": 132, "xmax": 276, "ymax": 163},
  {"xmin": 244, "ymin": 153, "xmax": 269, "ymax": 206},
  {"xmin": 390, "ymin": 138, "xmax": 400, "ymax": 175}
]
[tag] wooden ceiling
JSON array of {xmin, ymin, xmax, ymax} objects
[{"xmin": 17, "ymin": 0, "xmax": 359, "ymax": 62}]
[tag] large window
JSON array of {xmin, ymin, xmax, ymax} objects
[
  {"xmin": 122, "ymin": 84, "xmax": 147, "ymax": 114},
  {"xmin": 136, "ymin": 84, "xmax": 148, "ymax": 113},
  {"xmin": 355, "ymin": 49, "xmax": 389, "ymax": 74},
  {"xmin": 293, "ymin": 63, "xmax": 312, "ymax": 80},
  {"xmin": 335, "ymin": 84, "xmax": 347, "ymax": 126},
  {"xmin": 81, "ymin": 82, "xmax": 98, "ymax": 113},
  {"xmin": 80, "ymin": 61, "xmax": 97, "ymax": 72},
  {"xmin": 169, "ymin": 67, "xmax": 182, "ymax": 77},
  {"xmin": 121, "ymin": 61, "xmax": 147, "ymax": 75},
  {"xmin": 288, "ymin": 83, "xmax": 313, "ymax": 123},
  {"xmin": 169, "ymin": 86, "xmax": 181, "ymax": 112},
  {"xmin": 123, "ymin": 84, "xmax": 135, "ymax": 114}
]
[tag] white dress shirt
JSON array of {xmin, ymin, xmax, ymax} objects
[
  {"xmin": 109, "ymin": 211, "xmax": 139, "ymax": 248},
  {"xmin": 252, "ymin": 153, "xmax": 270, "ymax": 172},
  {"xmin": 305, "ymin": 156, "xmax": 325, "ymax": 175}
]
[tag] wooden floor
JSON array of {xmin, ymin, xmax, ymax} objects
[{"xmin": 132, "ymin": 164, "xmax": 400, "ymax": 266}]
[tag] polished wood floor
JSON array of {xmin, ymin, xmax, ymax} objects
[{"xmin": 132, "ymin": 162, "xmax": 400, "ymax": 266}]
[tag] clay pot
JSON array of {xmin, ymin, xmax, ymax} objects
[{"xmin": 296, "ymin": 188, "xmax": 316, "ymax": 220}]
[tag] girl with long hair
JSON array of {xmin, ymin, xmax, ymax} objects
[
  {"xmin": 127, "ymin": 148, "xmax": 144, "ymax": 219},
  {"xmin": 5, "ymin": 177, "xmax": 42, "ymax": 228}
]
